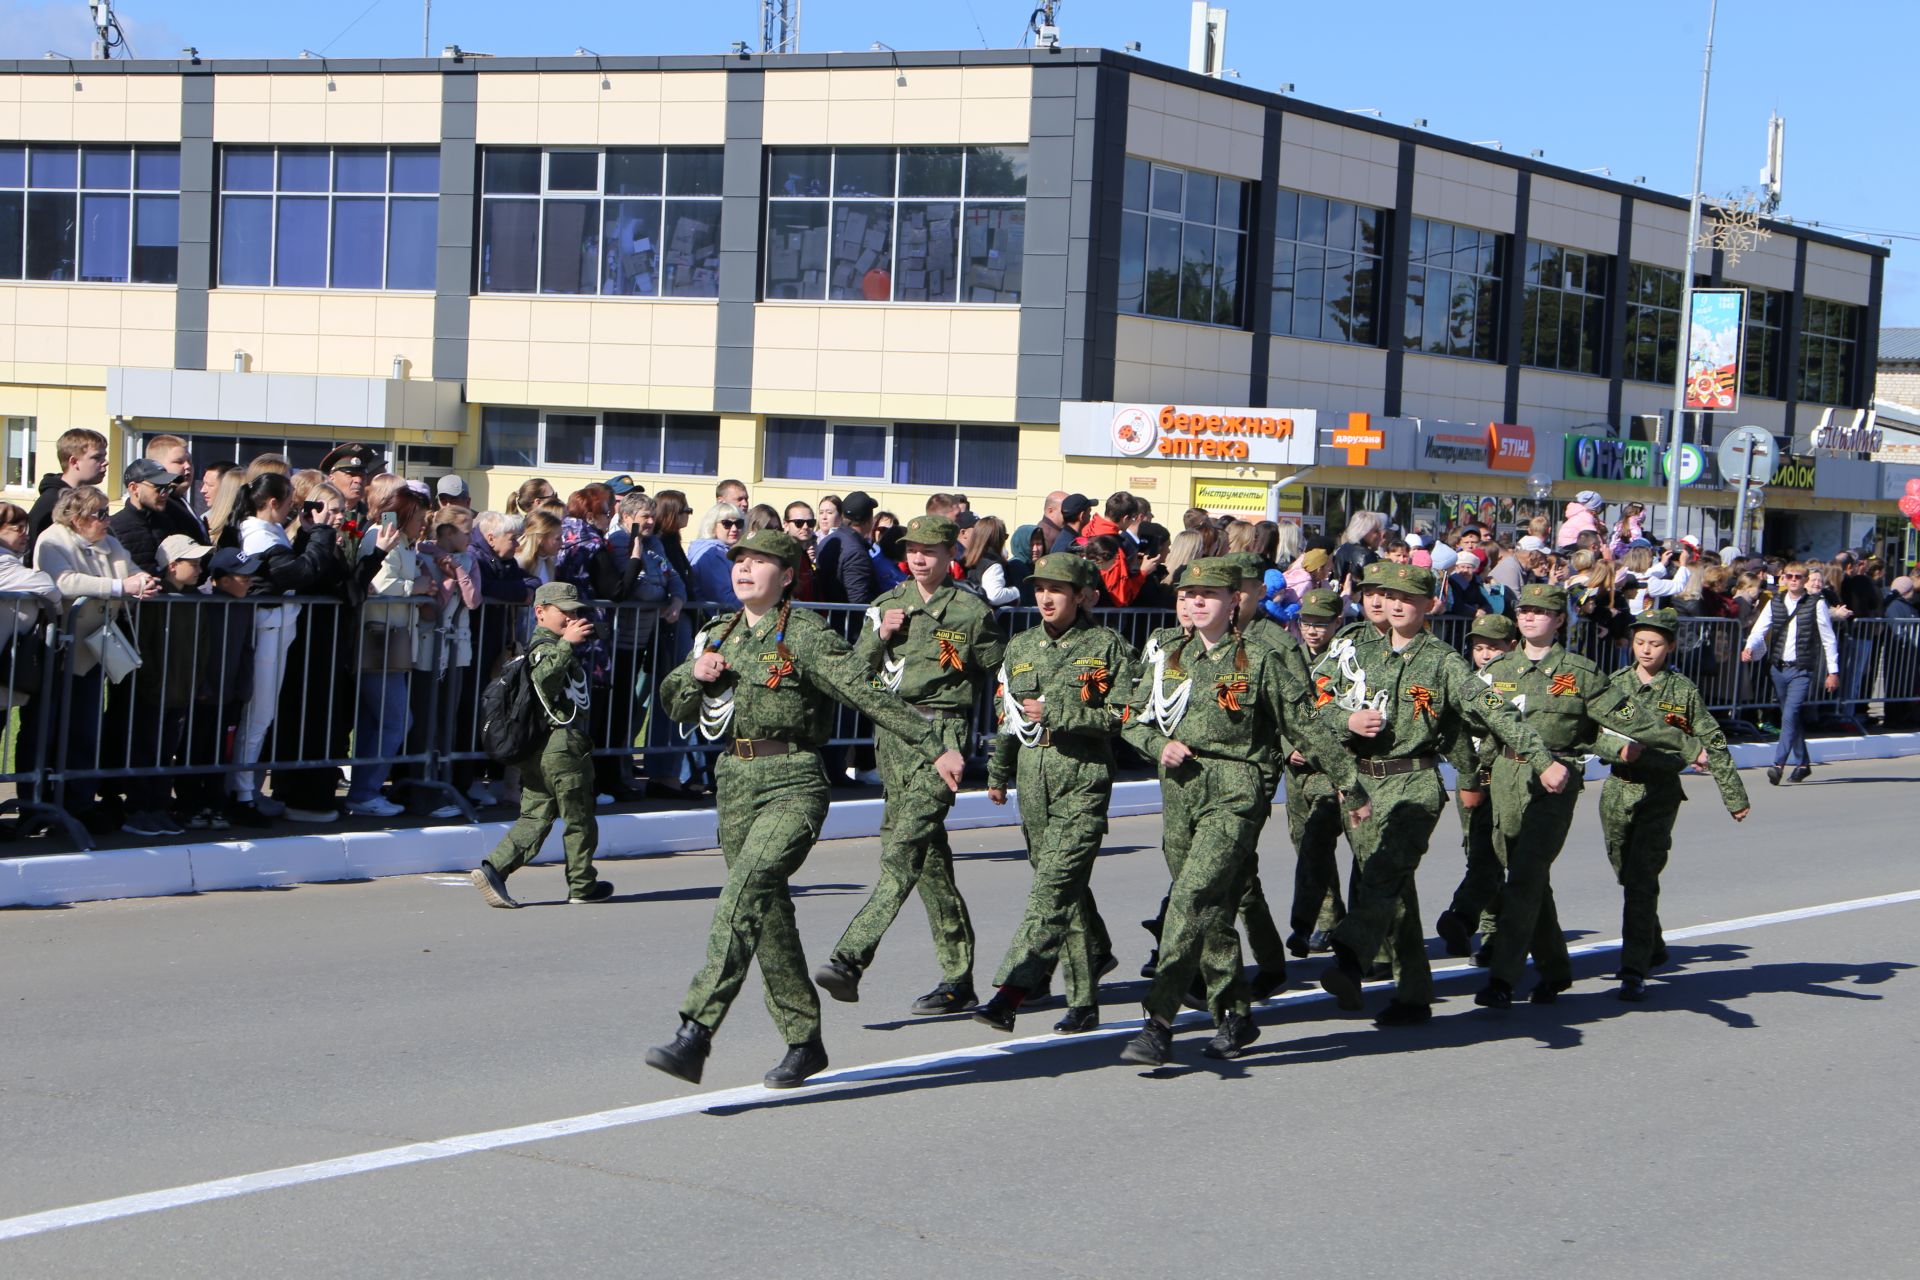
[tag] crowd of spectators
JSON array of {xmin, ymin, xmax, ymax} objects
[{"xmin": 1, "ymin": 437, "xmax": 1916, "ymax": 841}]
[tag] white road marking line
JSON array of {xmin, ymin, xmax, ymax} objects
[{"xmin": 3, "ymin": 886, "xmax": 1916, "ymax": 1243}]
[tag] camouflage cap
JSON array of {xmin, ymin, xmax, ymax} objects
[
  {"xmin": 1030, "ymin": 551, "xmax": 1095, "ymax": 590},
  {"xmin": 1177, "ymin": 557, "xmax": 1241, "ymax": 590},
  {"xmin": 902, "ymin": 513, "xmax": 959, "ymax": 547},
  {"xmin": 726, "ymin": 528, "xmax": 804, "ymax": 569},
  {"xmin": 1224, "ymin": 551, "xmax": 1263, "ymax": 583},
  {"xmin": 1359, "ymin": 560, "xmax": 1391, "ymax": 588},
  {"xmin": 1468, "ymin": 612, "xmax": 1518, "ymax": 642},
  {"xmin": 1298, "ymin": 587, "xmax": 1343, "ymax": 620},
  {"xmin": 533, "ymin": 581, "xmax": 588, "ymax": 612},
  {"xmin": 1632, "ymin": 607, "xmax": 1680, "ymax": 637},
  {"xmin": 1518, "ymin": 582, "xmax": 1569, "ymax": 612},
  {"xmin": 1372, "ymin": 561, "xmax": 1436, "ymax": 596}
]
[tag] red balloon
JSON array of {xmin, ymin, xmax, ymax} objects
[
  {"xmin": 1902, "ymin": 495, "xmax": 1920, "ymax": 518},
  {"xmin": 1908, "ymin": 477, "xmax": 1920, "ymax": 498}
]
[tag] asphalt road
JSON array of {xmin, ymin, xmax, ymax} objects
[{"xmin": 3, "ymin": 757, "xmax": 1917, "ymax": 1277}]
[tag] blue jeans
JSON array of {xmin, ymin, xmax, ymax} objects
[
  {"xmin": 349, "ymin": 672, "xmax": 411, "ymax": 803},
  {"xmin": 1771, "ymin": 665, "xmax": 1811, "ymax": 768}
]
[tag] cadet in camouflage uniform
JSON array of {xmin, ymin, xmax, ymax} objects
[
  {"xmin": 972, "ymin": 554, "xmax": 1135, "ymax": 1036},
  {"xmin": 1599, "ymin": 607, "xmax": 1751, "ymax": 1001},
  {"xmin": 816, "ymin": 514, "xmax": 1006, "ymax": 1015},
  {"xmin": 1118, "ymin": 558, "xmax": 1370, "ymax": 1066},
  {"xmin": 1314, "ymin": 562, "xmax": 1564, "ymax": 1026},
  {"xmin": 1434, "ymin": 612, "xmax": 1516, "ymax": 959},
  {"xmin": 645, "ymin": 531, "xmax": 967, "ymax": 1089},
  {"xmin": 1284, "ymin": 586, "xmax": 1349, "ymax": 953},
  {"xmin": 1471, "ymin": 584, "xmax": 1634, "ymax": 1008},
  {"xmin": 469, "ymin": 582, "xmax": 608, "ymax": 908}
]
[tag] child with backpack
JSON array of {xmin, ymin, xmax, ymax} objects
[{"xmin": 469, "ymin": 582, "xmax": 609, "ymax": 908}]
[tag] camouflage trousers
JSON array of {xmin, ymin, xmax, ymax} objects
[
  {"xmin": 1485, "ymin": 757, "xmax": 1583, "ymax": 989},
  {"xmin": 992, "ymin": 742, "xmax": 1113, "ymax": 1006},
  {"xmin": 1145, "ymin": 756, "xmax": 1266, "ymax": 1023},
  {"xmin": 680, "ymin": 749, "xmax": 830, "ymax": 1044},
  {"xmin": 1285, "ymin": 768, "xmax": 1346, "ymax": 938},
  {"xmin": 1330, "ymin": 766, "xmax": 1446, "ymax": 1006},
  {"xmin": 831, "ymin": 718, "xmax": 975, "ymax": 982},
  {"xmin": 1446, "ymin": 789, "xmax": 1501, "ymax": 936},
  {"xmin": 1600, "ymin": 773, "xmax": 1684, "ymax": 978},
  {"xmin": 484, "ymin": 728, "xmax": 600, "ymax": 896}
]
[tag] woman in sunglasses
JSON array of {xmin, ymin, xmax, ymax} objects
[{"xmin": 687, "ymin": 502, "xmax": 747, "ymax": 609}]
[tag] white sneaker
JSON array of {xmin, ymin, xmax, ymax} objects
[
  {"xmin": 595, "ymin": 793, "xmax": 616, "ymax": 806},
  {"xmin": 466, "ymin": 782, "xmax": 500, "ymax": 805},
  {"xmin": 285, "ymin": 807, "xmax": 339, "ymax": 825},
  {"xmin": 427, "ymin": 804, "xmax": 463, "ymax": 821},
  {"xmin": 345, "ymin": 797, "xmax": 405, "ymax": 818},
  {"xmin": 854, "ymin": 769, "xmax": 882, "ymax": 786},
  {"xmin": 253, "ymin": 796, "xmax": 288, "ymax": 818}
]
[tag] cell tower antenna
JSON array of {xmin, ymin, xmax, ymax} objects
[
  {"xmin": 89, "ymin": 0, "xmax": 134, "ymax": 59},
  {"xmin": 760, "ymin": 0, "xmax": 802, "ymax": 54},
  {"xmin": 1028, "ymin": 2, "xmax": 1062, "ymax": 49},
  {"xmin": 1759, "ymin": 112, "xmax": 1785, "ymax": 215}
]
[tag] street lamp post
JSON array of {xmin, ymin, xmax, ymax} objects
[{"xmin": 1665, "ymin": 0, "xmax": 1719, "ymax": 543}]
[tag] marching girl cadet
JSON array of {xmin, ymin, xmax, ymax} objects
[
  {"xmin": 972, "ymin": 554, "xmax": 1136, "ymax": 1036},
  {"xmin": 1313, "ymin": 562, "xmax": 1564, "ymax": 1027},
  {"xmin": 646, "ymin": 530, "xmax": 966, "ymax": 1089},
  {"xmin": 1117, "ymin": 558, "xmax": 1371, "ymax": 1067},
  {"xmin": 1434, "ymin": 611, "xmax": 1518, "ymax": 962},
  {"xmin": 1283, "ymin": 587, "xmax": 1351, "ymax": 955},
  {"xmin": 1597, "ymin": 607, "xmax": 1749, "ymax": 1002}
]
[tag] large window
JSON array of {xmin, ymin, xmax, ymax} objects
[
  {"xmin": 1798, "ymin": 298, "xmax": 1861, "ymax": 406},
  {"xmin": 764, "ymin": 417, "xmax": 1018, "ymax": 491},
  {"xmin": 1520, "ymin": 242, "xmax": 1608, "ymax": 375},
  {"xmin": 5, "ymin": 416, "xmax": 36, "ymax": 490},
  {"xmin": 1741, "ymin": 286, "xmax": 1786, "ymax": 399},
  {"xmin": 1270, "ymin": 189, "xmax": 1384, "ymax": 345},
  {"xmin": 763, "ymin": 146, "xmax": 1026, "ymax": 304},
  {"xmin": 0, "ymin": 145, "xmax": 180, "ymax": 283},
  {"xmin": 479, "ymin": 148, "xmax": 722, "ymax": 298},
  {"xmin": 1118, "ymin": 157, "xmax": 1247, "ymax": 326},
  {"xmin": 1624, "ymin": 263, "xmax": 1682, "ymax": 385},
  {"xmin": 140, "ymin": 431, "xmax": 339, "ymax": 474},
  {"xmin": 218, "ymin": 146, "xmax": 438, "ymax": 290},
  {"xmin": 479, "ymin": 407, "xmax": 720, "ymax": 474},
  {"xmin": 1402, "ymin": 218, "xmax": 1504, "ymax": 361}
]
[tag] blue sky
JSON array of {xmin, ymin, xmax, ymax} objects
[{"xmin": 8, "ymin": 0, "xmax": 1914, "ymax": 322}]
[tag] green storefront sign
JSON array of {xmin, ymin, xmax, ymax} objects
[
  {"xmin": 1564, "ymin": 436, "xmax": 1656, "ymax": 485},
  {"xmin": 1770, "ymin": 455, "xmax": 1818, "ymax": 491}
]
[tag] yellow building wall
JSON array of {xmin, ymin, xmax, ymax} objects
[
  {"xmin": 465, "ymin": 297, "xmax": 719, "ymax": 413},
  {"xmin": 212, "ymin": 74, "xmax": 444, "ymax": 144},
  {"xmin": 761, "ymin": 67, "xmax": 1032, "ymax": 146},
  {"xmin": 0, "ymin": 72, "xmax": 182, "ymax": 143},
  {"xmin": 751, "ymin": 305, "xmax": 1019, "ymax": 422},
  {"xmin": 204, "ymin": 291, "xmax": 438, "ymax": 380},
  {"xmin": 0, "ymin": 284, "xmax": 176, "ymax": 388},
  {"xmin": 474, "ymin": 72, "xmax": 727, "ymax": 146},
  {"xmin": 0, "ymin": 384, "xmax": 109, "ymax": 501}
]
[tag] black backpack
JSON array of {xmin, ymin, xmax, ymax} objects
[{"xmin": 479, "ymin": 653, "xmax": 544, "ymax": 762}]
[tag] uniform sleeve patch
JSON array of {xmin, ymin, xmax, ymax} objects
[
  {"xmin": 1011, "ymin": 662, "xmax": 1035, "ymax": 675},
  {"xmin": 1485, "ymin": 690, "xmax": 1506, "ymax": 712}
]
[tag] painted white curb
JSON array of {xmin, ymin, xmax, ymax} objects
[{"xmin": 6, "ymin": 731, "xmax": 1918, "ymax": 909}]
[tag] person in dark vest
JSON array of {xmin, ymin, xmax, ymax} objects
[{"xmin": 1740, "ymin": 560, "xmax": 1838, "ymax": 785}]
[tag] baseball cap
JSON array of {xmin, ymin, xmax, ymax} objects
[
  {"xmin": 435, "ymin": 473, "xmax": 469, "ymax": 499},
  {"xmin": 1177, "ymin": 557, "xmax": 1240, "ymax": 589},
  {"xmin": 1679, "ymin": 534, "xmax": 1702, "ymax": 551},
  {"xmin": 840, "ymin": 490, "xmax": 878, "ymax": 523},
  {"xmin": 1468, "ymin": 613, "xmax": 1517, "ymax": 642},
  {"xmin": 1577, "ymin": 489, "xmax": 1604, "ymax": 512},
  {"xmin": 1517, "ymin": 535, "xmax": 1550, "ymax": 553},
  {"xmin": 1060, "ymin": 494, "xmax": 1094, "ymax": 520},
  {"xmin": 124, "ymin": 458, "xmax": 182, "ymax": 489},
  {"xmin": 533, "ymin": 581, "xmax": 588, "ymax": 612},
  {"xmin": 207, "ymin": 547, "xmax": 261, "ymax": 578},
  {"xmin": 1030, "ymin": 552, "xmax": 1095, "ymax": 591},
  {"xmin": 953, "ymin": 510, "xmax": 979, "ymax": 529},
  {"xmin": 1298, "ymin": 587, "xmax": 1343, "ymax": 620},
  {"xmin": 157, "ymin": 534, "xmax": 212, "ymax": 565}
]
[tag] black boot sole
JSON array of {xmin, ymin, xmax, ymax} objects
[
  {"xmin": 1053, "ymin": 1009, "xmax": 1099, "ymax": 1034},
  {"xmin": 644, "ymin": 1047, "xmax": 705, "ymax": 1085},
  {"xmin": 971, "ymin": 1008, "xmax": 1017, "ymax": 1033},
  {"xmin": 1119, "ymin": 1034, "xmax": 1171, "ymax": 1067},
  {"xmin": 813, "ymin": 964, "xmax": 860, "ymax": 1003},
  {"xmin": 764, "ymin": 1056, "xmax": 828, "ymax": 1089},
  {"xmin": 1435, "ymin": 912, "xmax": 1472, "ymax": 957},
  {"xmin": 1319, "ymin": 966, "xmax": 1364, "ymax": 1011}
]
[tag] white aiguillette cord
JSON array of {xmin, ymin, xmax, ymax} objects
[
  {"xmin": 682, "ymin": 627, "xmax": 736, "ymax": 743},
  {"xmin": 867, "ymin": 603, "xmax": 914, "ymax": 693},
  {"xmin": 1138, "ymin": 636, "xmax": 1192, "ymax": 734},
  {"xmin": 998, "ymin": 661, "xmax": 1044, "ymax": 748}
]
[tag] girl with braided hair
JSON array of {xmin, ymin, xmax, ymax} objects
[
  {"xmin": 1117, "ymin": 557, "xmax": 1372, "ymax": 1067},
  {"xmin": 646, "ymin": 530, "xmax": 967, "ymax": 1091}
]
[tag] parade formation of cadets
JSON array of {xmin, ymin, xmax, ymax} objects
[{"xmin": 476, "ymin": 523, "xmax": 1753, "ymax": 1088}]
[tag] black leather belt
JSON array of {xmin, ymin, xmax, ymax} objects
[
  {"xmin": 730, "ymin": 738, "xmax": 795, "ymax": 760},
  {"xmin": 1031, "ymin": 727, "xmax": 1054, "ymax": 747},
  {"xmin": 1355, "ymin": 754, "xmax": 1440, "ymax": 778}
]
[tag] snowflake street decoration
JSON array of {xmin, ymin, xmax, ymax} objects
[{"xmin": 1696, "ymin": 192, "xmax": 1773, "ymax": 268}]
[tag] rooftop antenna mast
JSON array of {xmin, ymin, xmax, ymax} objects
[
  {"xmin": 1028, "ymin": 2, "xmax": 1062, "ymax": 49},
  {"xmin": 1759, "ymin": 111, "xmax": 1785, "ymax": 215},
  {"xmin": 761, "ymin": 0, "xmax": 802, "ymax": 53},
  {"xmin": 89, "ymin": 0, "xmax": 134, "ymax": 59},
  {"xmin": 1188, "ymin": 2, "xmax": 1228, "ymax": 77}
]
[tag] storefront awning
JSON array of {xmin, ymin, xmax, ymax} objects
[{"xmin": 105, "ymin": 368, "xmax": 466, "ymax": 435}]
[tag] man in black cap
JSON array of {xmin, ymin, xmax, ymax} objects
[
  {"xmin": 109, "ymin": 458, "xmax": 202, "ymax": 574},
  {"xmin": 321, "ymin": 443, "xmax": 379, "ymax": 526},
  {"xmin": 1049, "ymin": 494, "xmax": 1093, "ymax": 553}
]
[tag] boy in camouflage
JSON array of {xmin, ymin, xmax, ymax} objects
[
  {"xmin": 815, "ymin": 514, "xmax": 1006, "ymax": 1016},
  {"xmin": 1598, "ymin": 607, "xmax": 1750, "ymax": 1001},
  {"xmin": 1118, "ymin": 558, "xmax": 1371, "ymax": 1067},
  {"xmin": 645, "ymin": 531, "xmax": 967, "ymax": 1089},
  {"xmin": 1284, "ymin": 586, "xmax": 1349, "ymax": 953},
  {"xmin": 1434, "ymin": 611, "xmax": 1517, "ymax": 960},
  {"xmin": 470, "ymin": 581, "xmax": 607, "ymax": 908},
  {"xmin": 1314, "ymin": 562, "xmax": 1564, "ymax": 1026},
  {"xmin": 972, "ymin": 553, "xmax": 1136, "ymax": 1036}
]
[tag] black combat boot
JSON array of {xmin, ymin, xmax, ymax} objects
[
  {"xmin": 764, "ymin": 1038, "xmax": 828, "ymax": 1089},
  {"xmin": 645, "ymin": 1018, "xmax": 713, "ymax": 1084},
  {"xmin": 1529, "ymin": 978, "xmax": 1572, "ymax": 1005},
  {"xmin": 1617, "ymin": 973, "xmax": 1648, "ymax": 1002},
  {"xmin": 1202, "ymin": 1012, "xmax": 1259, "ymax": 1060},
  {"xmin": 1435, "ymin": 909, "xmax": 1474, "ymax": 957},
  {"xmin": 1474, "ymin": 978, "xmax": 1513, "ymax": 1010},
  {"xmin": 1306, "ymin": 928, "xmax": 1333, "ymax": 953},
  {"xmin": 910, "ymin": 980, "xmax": 977, "ymax": 1015},
  {"xmin": 1373, "ymin": 1001, "xmax": 1432, "ymax": 1027},
  {"xmin": 1139, "ymin": 948, "xmax": 1159, "ymax": 980},
  {"xmin": 1319, "ymin": 942, "xmax": 1366, "ymax": 1011},
  {"xmin": 972, "ymin": 989, "xmax": 1021, "ymax": 1032},
  {"xmin": 1053, "ymin": 1005, "xmax": 1099, "ymax": 1034},
  {"xmin": 1285, "ymin": 930, "xmax": 1312, "ymax": 959},
  {"xmin": 1120, "ymin": 1018, "xmax": 1174, "ymax": 1066},
  {"xmin": 812, "ymin": 956, "xmax": 862, "ymax": 1003}
]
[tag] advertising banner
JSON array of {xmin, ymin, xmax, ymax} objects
[
  {"xmin": 1192, "ymin": 479, "xmax": 1272, "ymax": 517},
  {"xmin": 1486, "ymin": 422, "xmax": 1537, "ymax": 473},
  {"xmin": 1058, "ymin": 401, "xmax": 1319, "ymax": 466},
  {"xmin": 1683, "ymin": 288, "xmax": 1746, "ymax": 413}
]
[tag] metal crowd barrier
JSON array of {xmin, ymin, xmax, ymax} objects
[{"xmin": 4, "ymin": 583, "xmax": 1917, "ymax": 854}]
